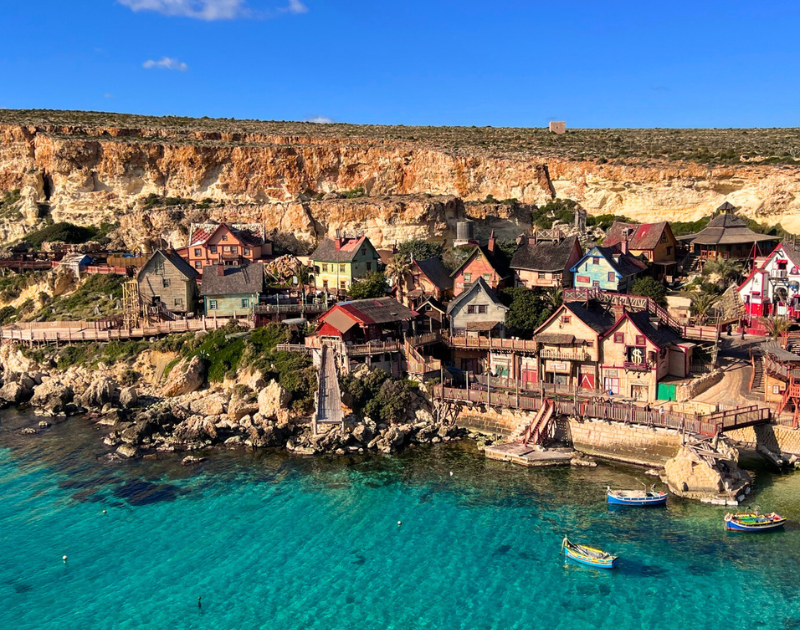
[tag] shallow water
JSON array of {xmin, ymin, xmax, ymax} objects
[{"xmin": 2, "ymin": 409, "xmax": 800, "ymax": 630}]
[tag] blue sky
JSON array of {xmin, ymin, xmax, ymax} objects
[{"xmin": 1, "ymin": 1, "xmax": 799, "ymax": 127}]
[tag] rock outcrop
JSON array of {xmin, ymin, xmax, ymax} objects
[
  {"xmin": 30, "ymin": 380, "xmax": 74, "ymax": 415},
  {"xmin": 663, "ymin": 440, "xmax": 752, "ymax": 504},
  {"xmin": 161, "ymin": 357, "xmax": 205, "ymax": 398}
]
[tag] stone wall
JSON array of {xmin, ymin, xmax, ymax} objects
[
  {"xmin": 567, "ymin": 417, "xmax": 682, "ymax": 466},
  {"xmin": 675, "ymin": 369, "xmax": 723, "ymax": 403},
  {"xmin": 456, "ymin": 406, "xmax": 533, "ymax": 436},
  {"xmin": 726, "ymin": 423, "xmax": 800, "ymax": 456}
]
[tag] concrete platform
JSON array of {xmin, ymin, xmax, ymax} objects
[{"xmin": 484, "ymin": 442, "xmax": 574, "ymax": 467}]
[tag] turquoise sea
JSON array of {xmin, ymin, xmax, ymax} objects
[{"xmin": 2, "ymin": 409, "xmax": 800, "ymax": 630}]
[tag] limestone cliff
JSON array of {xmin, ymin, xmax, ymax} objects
[{"xmin": 2, "ymin": 113, "xmax": 800, "ymax": 249}]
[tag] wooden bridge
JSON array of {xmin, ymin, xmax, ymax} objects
[
  {"xmin": 312, "ymin": 344, "xmax": 344, "ymax": 433},
  {"xmin": 433, "ymin": 384, "xmax": 770, "ymax": 437}
]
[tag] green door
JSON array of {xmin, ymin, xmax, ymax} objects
[{"xmin": 657, "ymin": 382, "xmax": 677, "ymax": 401}]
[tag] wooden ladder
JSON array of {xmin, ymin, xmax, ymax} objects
[{"xmin": 519, "ymin": 399, "xmax": 556, "ymax": 446}]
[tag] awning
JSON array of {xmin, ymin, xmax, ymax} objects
[
  {"xmin": 466, "ymin": 320, "xmax": 502, "ymax": 331},
  {"xmin": 652, "ymin": 259, "xmax": 677, "ymax": 266},
  {"xmin": 536, "ymin": 333, "xmax": 575, "ymax": 345}
]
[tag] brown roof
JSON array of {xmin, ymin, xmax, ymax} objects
[
  {"xmin": 333, "ymin": 297, "xmax": 417, "ymax": 324},
  {"xmin": 200, "ymin": 263, "xmax": 265, "ymax": 296},
  {"xmin": 510, "ymin": 235, "xmax": 580, "ymax": 272},
  {"xmin": 466, "ymin": 320, "xmax": 503, "ymax": 331},
  {"xmin": 311, "ymin": 236, "xmax": 377, "ymax": 263},
  {"xmin": 413, "ymin": 257, "xmax": 453, "ymax": 291},
  {"xmin": 689, "ymin": 213, "xmax": 775, "ymax": 246},
  {"xmin": 603, "ymin": 221, "xmax": 671, "ymax": 251}
]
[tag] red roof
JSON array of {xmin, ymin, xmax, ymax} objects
[{"xmin": 604, "ymin": 221, "xmax": 671, "ymax": 251}]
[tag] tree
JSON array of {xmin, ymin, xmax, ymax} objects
[
  {"xmin": 691, "ymin": 292, "xmax": 720, "ymax": 325},
  {"xmin": 631, "ymin": 277, "xmax": 667, "ymax": 307},
  {"xmin": 500, "ymin": 287, "xmax": 551, "ymax": 339},
  {"xmin": 703, "ymin": 258, "xmax": 743, "ymax": 287},
  {"xmin": 761, "ymin": 316, "xmax": 791, "ymax": 339},
  {"xmin": 348, "ymin": 271, "xmax": 388, "ymax": 299},
  {"xmin": 385, "ymin": 254, "xmax": 411, "ymax": 301},
  {"xmin": 544, "ymin": 286, "xmax": 563, "ymax": 309},
  {"xmin": 397, "ymin": 239, "xmax": 444, "ymax": 261}
]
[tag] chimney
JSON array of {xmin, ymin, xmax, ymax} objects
[
  {"xmin": 216, "ymin": 265, "xmax": 225, "ymax": 277},
  {"xmin": 516, "ymin": 234, "xmax": 528, "ymax": 247},
  {"xmin": 620, "ymin": 230, "xmax": 629, "ymax": 255},
  {"xmin": 612, "ymin": 303, "xmax": 625, "ymax": 321},
  {"xmin": 334, "ymin": 229, "xmax": 343, "ymax": 251},
  {"xmin": 488, "ymin": 229, "xmax": 497, "ymax": 254}
]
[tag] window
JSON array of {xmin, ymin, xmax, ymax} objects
[
  {"xmin": 361, "ymin": 247, "xmax": 366, "ymax": 256},
  {"xmin": 537, "ymin": 272, "xmax": 544, "ymax": 279},
  {"xmin": 210, "ymin": 245, "xmax": 217, "ymax": 254},
  {"xmin": 608, "ymin": 272, "xmax": 615, "ymax": 282},
  {"xmin": 209, "ymin": 300, "xmax": 218, "ymax": 310},
  {"xmin": 339, "ymin": 264, "xmax": 346, "ymax": 273},
  {"xmin": 464, "ymin": 272, "xmax": 472, "ymax": 282},
  {"xmin": 366, "ymin": 262, "xmax": 372, "ymax": 271},
  {"xmin": 231, "ymin": 246, "xmax": 238, "ymax": 254},
  {"xmin": 194, "ymin": 248, "xmax": 201, "ymax": 257},
  {"xmin": 592, "ymin": 257, "xmax": 600, "ymax": 265},
  {"xmin": 221, "ymin": 235, "xmax": 228, "ymax": 241},
  {"xmin": 243, "ymin": 248, "xmax": 250, "ymax": 255},
  {"xmin": 154, "ymin": 260, "xmax": 165, "ymax": 275},
  {"xmin": 478, "ymin": 305, "xmax": 487, "ymax": 314},
  {"xmin": 340, "ymin": 281, "xmax": 346, "ymax": 290},
  {"xmin": 162, "ymin": 278, "xmax": 171, "ymax": 288},
  {"xmin": 614, "ymin": 333, "xmax": 624, "ymax": 343},
  {"xmin": 635, "ymin": 335, "xmax": 646, "ymax": 346},
  {"xmin": 467, "ymin": 305, "xmax": 476, "ymax": 314},
  {"xmin": 660, "ymin": 233, "xmax": 667, "ymax": 243},
  {"xmin": 241, "ymin": 298, "xmax": 250, "ymax": 308},
  {"xmin": 323, "ymin": 280, "xmax": 328, "ymax": 289},
  {"xmin": 666, "ymin": 246, "xmax": 672, "ymax": 255},
  {"xmin": 561, "ymin": 316, "xmax": 571, "ymax": 324},
  {"xmin": 322, "ymin": 263, "xmax": 328, "ymax": 272},
  {"xmin": 174, "ymin": 298, "xmax": 184, "ymax": 307},
  {"xmin": 483, "ymin": 273, "xmax": 491, "ymax": 281},
  {"xmin": 194, "ymin": 262, "xmax": 202, "ymax": 269},
  {"xmin": 592, "ymin": 281, "xmax": 600, "ymax": 287}
]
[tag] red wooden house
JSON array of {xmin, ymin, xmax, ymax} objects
[
  {"xmin": 451, "ymin": 232, "xmax": 512, "ymax": 296},
  {"xmin": 313, "ymin": 297, "xmax": 418, "ymax": 344},
  {"xmin": 177, "ymin": 222, "xmax": 272, "ymax": 274}
]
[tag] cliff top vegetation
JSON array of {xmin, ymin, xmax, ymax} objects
[{"xmin": 3, "ymin": 109, "xmax": 800, "ymax": 166}]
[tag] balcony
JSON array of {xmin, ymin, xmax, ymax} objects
[
  {"xmin": 538, "ymin": 348, "xmax": 589, "ymax": 361},
  {"xmin": 622, "ymin": 361, "xmax": 652, "ymax": 372}
]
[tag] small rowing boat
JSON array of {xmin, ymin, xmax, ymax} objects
[
  {"xmin": 724, "ymin": 511, "xmax": 786, "ymax": 532},
  {"xmin": 607, "ymin": 485, "xmax": 668, "ymax": 507},
  {"xmin": 562, "ymin": 537, "xmax": 618, "ymax": 569}
]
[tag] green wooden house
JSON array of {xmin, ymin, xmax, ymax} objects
[
  {"xmin": 310, "ymin": 234, "xmax": 381, "ymax": 294},
  {"xmin": 200, "ymin": 262, "xmax": 265, "ymax": 318}
]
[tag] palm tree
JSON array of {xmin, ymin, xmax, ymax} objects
[
  {"xmin": 761, "ymin": 316, "xmax": 791, "ymax": 339},
  {"xmin": 386, "ymin": 254, "xmax": 412, "ymax": 303},
  {"xmin": 691, "ymin": 293, "xmax": 718, "ymax": 325},
  {"xmin": 544, "ymin": 286, "xmax": 563, "ymax": 309},
  {"xmin": 703, "ymin": 258, "xmax": 743, "ymax": 287}
]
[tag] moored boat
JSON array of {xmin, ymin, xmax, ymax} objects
[
  {"xmin": 724, "ymin": 511, "xmax": 786, "ymax": 532},
  {"xmin": 607, "ymin": 485, "xmax": 668, "ymax": 507},
  {"xmin": 562, "ymin": 537, "xmax": 618, "ymax": 569}
]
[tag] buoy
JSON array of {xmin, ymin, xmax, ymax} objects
[
  {"xmin": 102, "ymin": 510, "xmax": 107, "ymax": 515},
  {"xmin": 397, "ymin": 521, "xmax": 402, "ymax": 527},
  {"xmin": 62, "ymin": 555, "xmax": 68, "ymax": 563},
  {"xmin": 450, "ymin": 471, "xmax": 453, "ymax": 476}
]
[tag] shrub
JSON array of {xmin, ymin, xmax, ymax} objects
[
  {"xmin": 23, "ymin": 222, "xmax": 98, "ymax": 247},
  {"xmin": 348, "ymin": 271, "xmax": 388, "ymax": 299},
  {"xmin": 631, "ymin": 277, "xmax": 667, "ymax": 307},
  {"xmin": 397, "ymin": 239, "xmax": 444, "ymax": 262}
]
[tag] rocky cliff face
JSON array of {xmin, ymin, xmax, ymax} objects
[{"xmin": 2, "ymin": 119, "xmax": 800, "ymax": 249}]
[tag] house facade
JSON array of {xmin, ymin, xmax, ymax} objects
[
  {"xmin": 570, "ymin": 244, "xmax": 648, "ymax": 293},
  {"xmin": 451, "ymin": 233, "xmax": 512, "ymax": 295},
  {"xmin": 180, "ymin": 222, "xmax": 272, "ymax": 274},
  {"xmin": 598, "ymin": 311, "xmax": 691, "ymax": 402},
  {"xmin": 200, "ymin": 263, "xmax": 265, "ymax": 318},
  {"xmin": 739, "ymin": 241, "xmax": 800, "ymax": 320},
  {"xmin": 313, "ymin": 297, "xmax": 417, "ymax": 344},
  {"xmin": 137, "ymin": 250, "xmax": 199, "ymax": 315},
  {"xmin": 405, "ymin": 257, "xmax": 453, "ymax": 303},
  {"xmin": 511, "ymin": 233, "xmax": 583, "ymax": 289},
  {"xmin": 310, "ymin": 235, "xmax": 381, "ymax": 293},
  {"xmin": 603, "ymin": 221, "xmax": 678, "ymax": 264}
]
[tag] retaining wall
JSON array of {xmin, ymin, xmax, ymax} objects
[{"xmin": 726, "ymin": 424, "xmax": 800, "ymax": 456}]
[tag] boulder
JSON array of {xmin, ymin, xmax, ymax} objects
[
  {"xmin": 116, "ymin": 444, "xmax": 138, "ymax": 458},
  {"xmin": 119, "ymin": 387, "xmax": 138, "ymax": 409},
  {"xmin": 80, "ymin": 377, "xmax": 117, "ymax": 409},
  {"xmin": 181, "ymin": 455, "xmax": 206, "ymax": 466},
  {"xmin": 0, "ymin": 381, "xmax": 27, "ymax": 405},
  {"xmin": 161, "ymin": 356, "xmax": 205, "ymax": 397},
  {"xmin": 173, "ymin": 415, "xmax": 218, "ymax": 443},
  {"xmin": 30, "ymin": 381, "xmax": 74, "ymax": 414},
  {"xmin": 257, "ymin": 381, "xmax": 291, "ymax": 422},
  {"xmin": 228, "ymin": 390, "xmax": 259, "ymax": 422},
  {"xmin": 188, "ymin": 393, "xmax": 228, "ymax": 417}
]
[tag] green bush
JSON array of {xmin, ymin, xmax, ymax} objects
[
  {"xmin": 532, "ymin": 198, "xmax": 581, "ymax": 229},
  {"xmin": 0, "ymin": 305, "xmax": 16, "ymax": 325},
  {"xmin": 341, "ymin": 368, "xmax": 415, "ymax": 423},
  {"xmin": 631, "ymin": 277, "xmax": 667, "ymax": 307},
  {"xmin": 397, "ymin": 239, "xmax": 444, "ymax": 261},
  {"xmin": 348, "ymin": 271, "xmax": 388, "ymax": 299},
  {"xmin": 23, "ymin": 222, "xmax": 98, "ymax": 247}
]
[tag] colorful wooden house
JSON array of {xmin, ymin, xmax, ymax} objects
[
  {"xmin": 137, "ymin": 249, "xmax": 199, "ymax": 315},
  {"xmin": 682, "ymin": 204, "xmax": 775, "ymax": 263},
  {"xmin": 532, "ymin": 300, "xmax": 616, "ymax": 389},
  {"xmin": 510, "ymin": 233, "xmax": 583, "ymax": 289},
  {"xmin": 451, "ymin": 232, "xmax": 512, "ymax": 296},
  {"xmin": 313, "ymin": 297, "xmax": 417, "ymax": 344},
  {"xmin": 570, "ymin": 244, "xmax": 648, "ymax": 293},
  {"xmin": 310, "ymin": 234, "xmax": 381, "ymax": 294},
  {"xmin": 179, "ymin": 222, "xmax": 272, "ymax": 274},
  {"xmin": 200, "ymin": 263, "xmax": 265, "ymax": 318},
  {"xmin": 405, "ymin": 256, "xmax": 453, "ymax": 303},
  {"xmin": 739, "ymin": 240, "xmax": 800, "ymax": 321},
  {"xmin": 603, "ymin": 221, "xmax": 678, "ymax": 280},
  {"xmin": 598, "ymin": 309, "xmax": 692, "ymax": 402}
]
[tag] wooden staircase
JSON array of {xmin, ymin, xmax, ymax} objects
[
  {"xmin": 751, "ymin": 352, "xmax": 765, "ymax": 394},
  {"xmin": 516, "ymin": 399, "xmax": 556, "ymax": 447}
]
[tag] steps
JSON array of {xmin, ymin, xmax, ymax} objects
[
  {"xmin": 751, "ymin": 354, "xmax": 765, "ymax": 394},
  {"xmin": 518, "ymin": 399, "xmax": 556, "ymax": 446}
]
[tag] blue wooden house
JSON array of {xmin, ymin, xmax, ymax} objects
[{"xmin": 570, "ymin": 244, "xmax": 648, "ymax": 293}]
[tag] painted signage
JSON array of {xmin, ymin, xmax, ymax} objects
[{"xmin": 547, "ymin": 361, "xmax": 570, "ymax": 373}]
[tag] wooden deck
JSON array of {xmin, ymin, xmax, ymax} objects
[{"xmin": 313, "ymin": 345, "xmax": 343, "ymax": 429}]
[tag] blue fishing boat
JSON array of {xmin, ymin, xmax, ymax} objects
[
  {"xmin": 562, "ymin": 537, "xmax": 618, "ymax": 569},
  {"xmin": 607, "ymin": 485, "xmax": 668, "ymax": 507},
  {"xmin": 724, "ymin": 511, "xmax": 786, "ymax": 532}
]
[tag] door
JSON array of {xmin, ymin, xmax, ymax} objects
[
  {"xmin": 461, "ymin": 358, "xmax": 479, "ymax": 374},
  {"xmin": 521, "ymin": 369, "xmax": 538, "ymax": 388},
  {"xmin": 631, "ymin": 385, "xmax": 648, "ymax": 401},
  {"xmin": 579, "ymin": 373, "xmax": 595, "ymax": 390},
  {"xmin": 603, "ymin": 377, "xmax": 619, "ymax": 395},
  {"xmin": 656, "ymin": 382, "xmax": 677, "ymax": 401}
]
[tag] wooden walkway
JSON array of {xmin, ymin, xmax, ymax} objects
[
  {"xmin": 0, "ymin": 317, "xmax": 244, "ymax": 343},
  {"xmin": 313, "ymin": 345, "xmax": 343, "ymax": 430}
]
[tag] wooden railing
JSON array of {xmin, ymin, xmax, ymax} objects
[
  {"xmin": 443, "ymin": 333, "xmax": 537, "ymax": 352},
  {"xmin": 253, "ymin": 303, "xmax": 327, "ymax": 315},
  {"xmin": 538, "ymin": 348, "xmax": 590, "ymax": 361}
]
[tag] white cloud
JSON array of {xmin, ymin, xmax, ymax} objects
[
  {"xmin": 307, "ymin": 116, "xmax": 334, "ymax": 124},
  {"xmin": 119, "ymin": 0, "xmax": 248, "ymax": 21},
  {"xmin": 118, "ymin": 0, "xmax": 309, "ymax": 20},
  {"xmin": 143, "ymin": 57, "xmax": 189, "ymax": 71}
]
